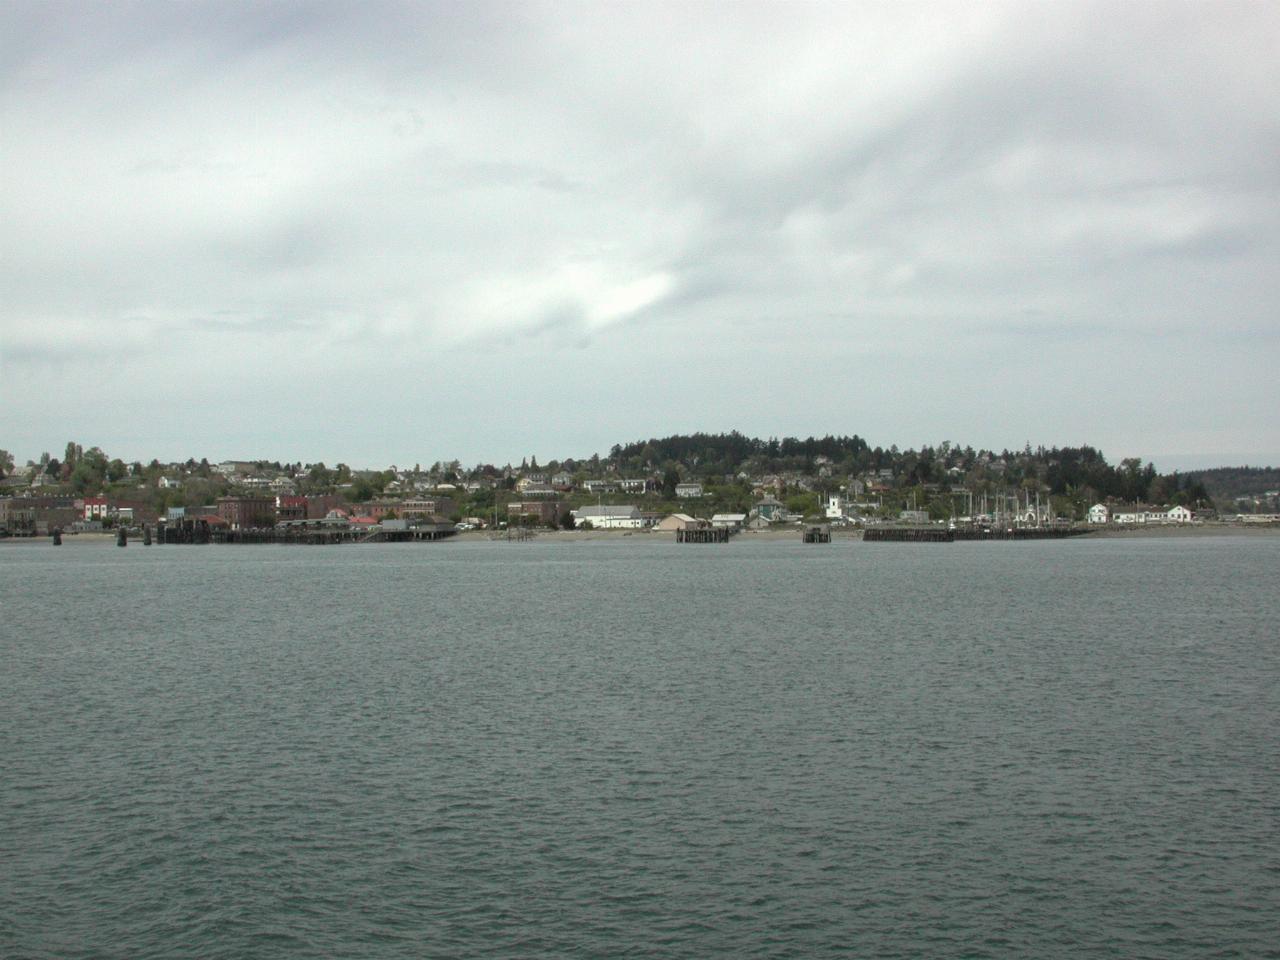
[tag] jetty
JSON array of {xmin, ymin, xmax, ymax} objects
[
  {"xmin": 951, "ymin": 525, "xmax": 1093, "ymax": 540},
  {"xmin": 863, "ymin": 527, "xmax": 954, "ymax": 543},
  {"xmin": 155, "ymin": 516, "xmax": 456, "ymax": 545},
  {"xmin": 863, "ymin": 525, "xmax": 1095, "ymax": 543},
  {"xmin": 802, "ymin": 524, "xmax": 831, "ymax": 543},
  {"xmin": 676, "ymin": 526, "xmax": 732, "ymax": 543}
]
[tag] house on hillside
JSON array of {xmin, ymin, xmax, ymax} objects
[
  {"xmin": 675, "ymin": 482, "xmax": 703, "ymax": 498},
  {"xmin": 1087, "ymin": 503, "xmax": 1110, "ymax": 524}
]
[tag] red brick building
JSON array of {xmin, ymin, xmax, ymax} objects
[
  {"xmin": 216, "ymin": 496, "xmax": 276, "ymax": 530},
  {"xmin": 276, "ymin": 495, "xmax": 308, "ymax": 522},
  {"xmin": 506, "ymin": 500, "xmax": 568, "ymax": 525}
]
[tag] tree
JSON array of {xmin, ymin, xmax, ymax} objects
[
  {"xmin": 346, "ymin": 476, "xmax": 376, "ymax": 501},
  {"xmin": 0, "ymin": 449, "xmax": 13, "ymax": 478},
  {"xmin": 662, "ymin": 468, "xmax": 680, "ymax": 499}
]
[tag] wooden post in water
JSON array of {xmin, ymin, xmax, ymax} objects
[
  {"xmin": 52, "ymin": 527, "xmax": 62, "ymax": 546},
  {"xmin": 116, "ymin": 528, "xmax": 127, "ymax": 547}
]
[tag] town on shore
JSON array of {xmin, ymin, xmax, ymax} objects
[{"xmin": 1, "ymin": 434, "xmax": 1277, "ymax": 539}]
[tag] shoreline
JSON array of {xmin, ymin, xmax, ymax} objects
[{"xmin": 4, "ymin": 523, "xmax": 1277, "ymax": 546}]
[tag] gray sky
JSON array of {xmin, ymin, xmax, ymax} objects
[{"xmin": 3, "ymin": 0, "xmax": 1278, "ymax": 471}]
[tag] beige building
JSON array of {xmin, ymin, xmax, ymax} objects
[{"xmin": 654, "ymin": 513, "xmax": 699, "ymax": 531}]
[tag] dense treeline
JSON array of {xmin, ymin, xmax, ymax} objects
[{"xmin": 1181, "ymin": 467, "xmax": 1279, "ymax": 506}]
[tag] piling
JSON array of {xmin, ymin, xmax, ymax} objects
[
  {"xmin": 676, "ymin": 527, "xmax": 730, "ymax": 543},
  {"xmin": 863, "ymin": 527, "xmax": 954, "ymax": 543}
]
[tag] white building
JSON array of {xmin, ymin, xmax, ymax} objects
[
  {"xmin": 571, "ymin": 505, "xmax": 644, "ymax": 529},
  {"xmin": 1087, "ymin": 503, "xmax": 1110, "ymax": 524},
  {"xmin": 711, "ymin": 513, "xmax": 746, "ymax": 528},
  {"xmin": 675, "ymin": 482, "xmax": 703, "ymax": 498},
  {"xmin": 1166, "ymin": 505, "xmax": 1193, "ymax": 523},
  {"xmin": 824, "ymin": 495, "xmax": 847, "ymax": 520}
]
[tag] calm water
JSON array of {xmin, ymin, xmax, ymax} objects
[{"xmin": 2, "ymin": 536, "xmax": 1277, "ymax": 958}]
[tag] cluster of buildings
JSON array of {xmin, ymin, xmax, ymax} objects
[
  {"xmin": 0, "ymin": 492, "xmax": 464, "ymax": 536},
  {"xmin": 1086, "ymin": 504, "xmax": 1197, "ymax": 525}
]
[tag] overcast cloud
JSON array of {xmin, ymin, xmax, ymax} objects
[{"xmin": 3, "ymin": 0, "xmax": 1277, "ymax": 469}]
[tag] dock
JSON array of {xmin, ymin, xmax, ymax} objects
[
  {"xmin": 155, "ymin": 517, "xmax": 456, "ymax": 545},
  {"xmin": 951, "ymin": 525, "xmax": 1093, "ymax": 540},
  {"xmin": 676, "ymin": 526, "xmax": 732, "ymax": 543},
  {"xmin": 802, "ymin": 524, "xmax": 831, "ymax": 543},
  {"xmin": 863, "ymin": 527, "xmax": 954, "ymax": 543},
  {"xmin": 863, "ymin": 525, "xmax": 1096, "ymax": 543}
]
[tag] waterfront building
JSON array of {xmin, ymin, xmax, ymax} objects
[
  {"xmin": 276, "ymin": 495, "xmax": 308, "ymax": 522},
  {"xmin": 571, "ymin": 505, "xmax": 644, "ymax": 529},
  {"xmin": 507, "ymin": 500, "xmax": 568, "ymax": 525},
  {"xmin": 753, "ymin": 496, "xmax": 786, "ymax": 522},
  {"xmin": 216, "ymin": 496, "xmax": 276, "ymax": 530},
  {"xmin": 654, "ymin": 513, "xmax": 699, "ymax": 532},
  {"xmin": 0, "ymin": 498, "xmax": 37, "ymax": 535}
]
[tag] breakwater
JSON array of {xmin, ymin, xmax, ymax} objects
[{"xmin": 864, "ymin": 526, "xmax": 1095, "ymax": 543}]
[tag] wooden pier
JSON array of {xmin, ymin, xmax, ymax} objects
[
  {"xmin": 676, "ymin": 526, "xmax": 731, "ymax": 543},
  {"xmin": 155, "ymin": 517, "xmax": 456, "ymax": 545},
  {"xmin": 802, "ymin": 524, "xmax": 831, "ymax": 543},
  {"xmin": 863, "ymin": 527, "xmax": 954, "ymax": 543},
  {"xmin": 951, "ymin": 525, "xmax": 1094, "ymax": 541},
  {"xmin": 863, "ymin": 525, "xmax": 1096, "ymax": 543}
]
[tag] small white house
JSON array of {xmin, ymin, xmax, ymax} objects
[
  {"xmin": 675, "ymin": 482, "xmax": 704, "ymax": 498},
  {"xmin": 1166, "ymin": 505, "xmax": 1193, "ymax": 523},
  {"xmin": 1087, "ymin": 503, "xmax": 1110, "ymax": 524},
  {"xmin": 710, "ymin": 513, "xmax": 746, "ymax": 528}
]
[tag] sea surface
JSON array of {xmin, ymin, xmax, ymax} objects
[{"xmin": 2, "ymin": 535, "xmax": 1278, "ymax": 959}]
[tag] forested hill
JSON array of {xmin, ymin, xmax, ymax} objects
[
  {"xmin": 1181, "ymin": 467, "xmax": 1280, "ymax": 506},
  {"xmin": 606, "ymin": 432, "xmax": 1212, "ymax": 505}
]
